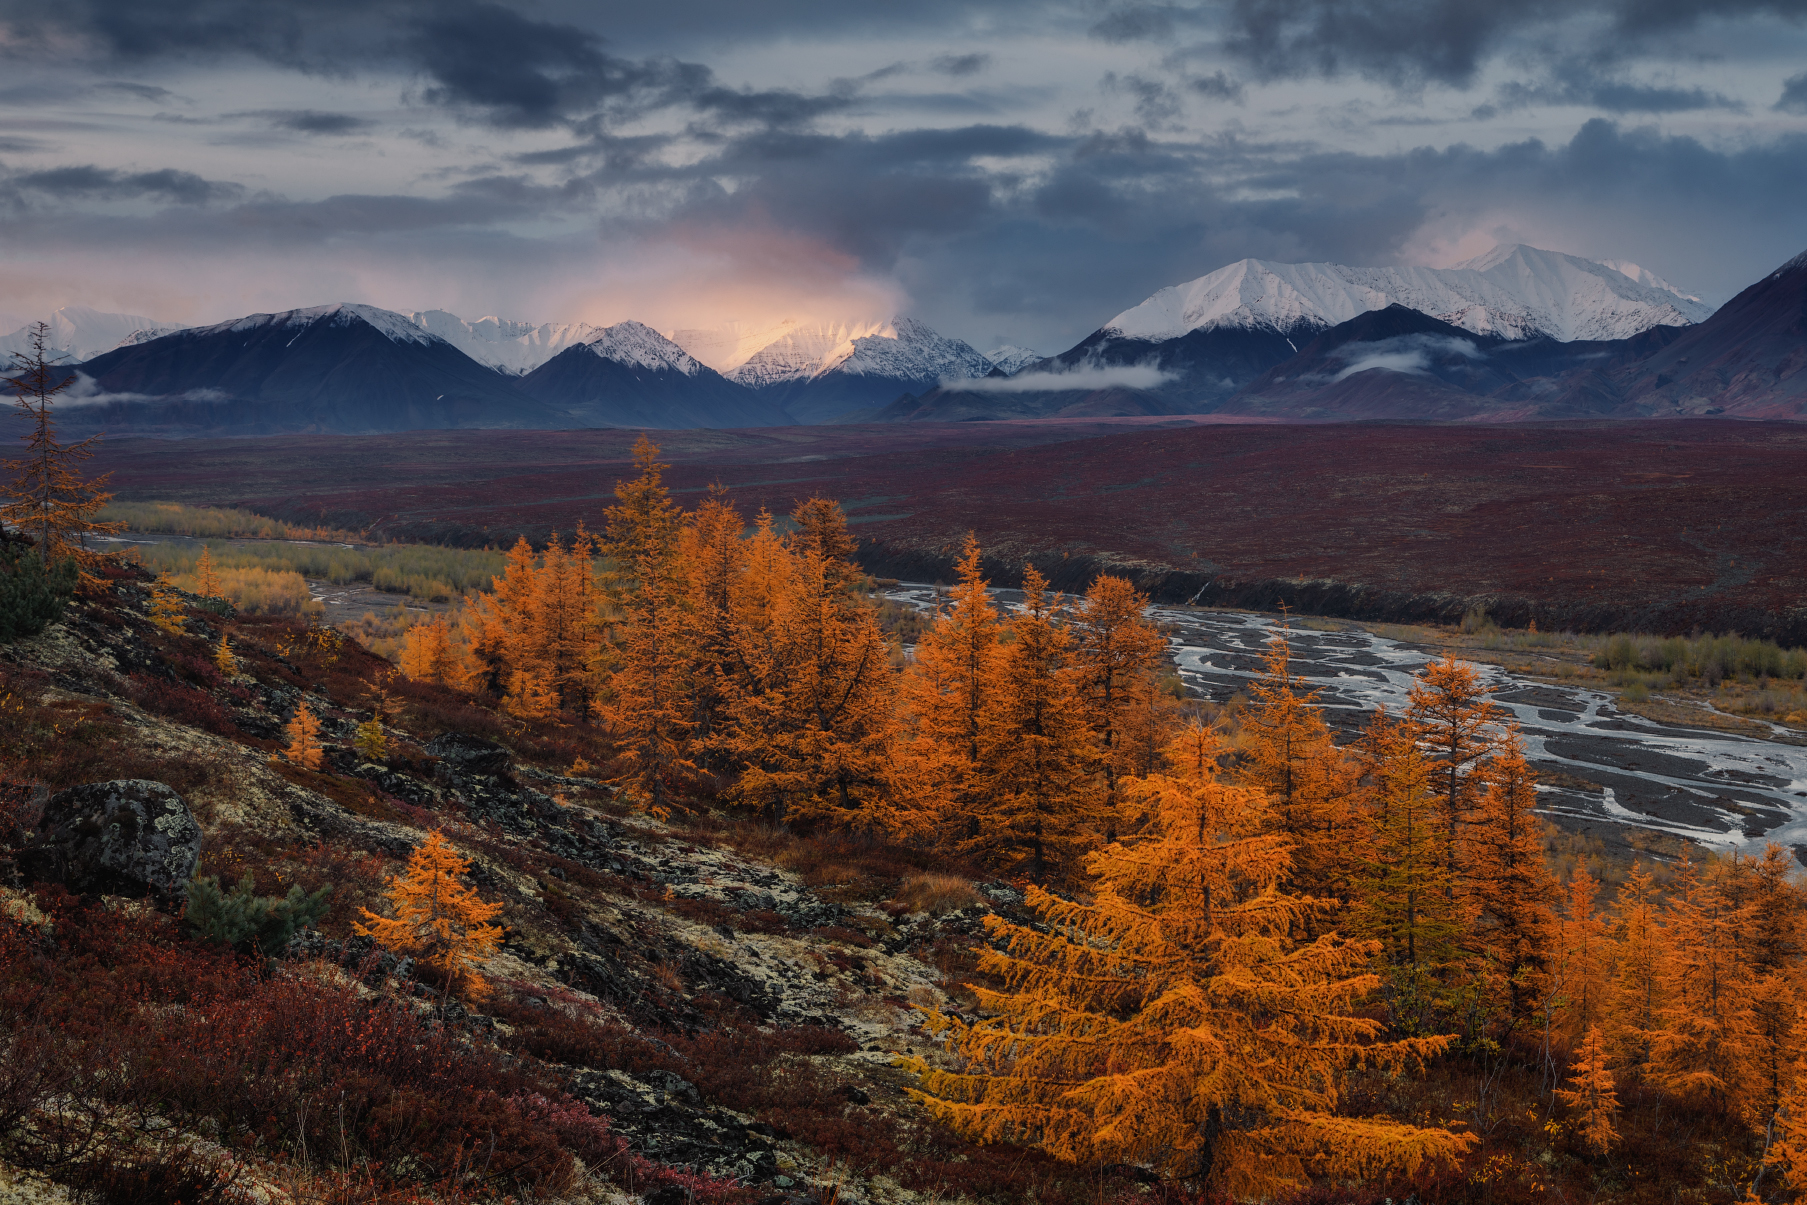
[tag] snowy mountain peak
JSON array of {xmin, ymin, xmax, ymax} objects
[
  {"xmin": 408, "ymin": 310, "xmax": 605, "ymax": 375},
  {"xmin": 984, "ymin": 345, "xmax": 1042, "ymax": 376},
  {"xmin": 696, "ymin": 316, "xmax": 992, "ymax": 387},
  {"xmin": 581, "ymin": 321, "xmax": 706, "ymax": 376},
  {"xmin": 1105, "ymin": 245, "xmax": 1714, "ymax": 345},
  {"xmin": 1596, "ymin": 259, "xmax": 1702, "ymax": 303},
  {"xmin": 197, "ymin": 303, "xmax": 443, "ymax": 347},
  {"xmin": 0, "ymin": 306, "xmax": 171, "ymax": 363}
]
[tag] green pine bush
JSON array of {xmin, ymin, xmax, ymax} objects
[
  {"xmin": 0, "ymin": 546, "xmax": 76, "ymax": 642},
  {"xmin": 184, "ymin": 873, "xmax": 333, "ymax": 958}
]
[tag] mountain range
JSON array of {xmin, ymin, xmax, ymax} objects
[{"xmin": 13, "ymin": 243, "xmax": 1806, "ymax": 434}]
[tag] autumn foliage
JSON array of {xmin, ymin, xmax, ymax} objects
[{"xmin": 355, "ymin": 829, "xmax": 504, "ymax": 999}]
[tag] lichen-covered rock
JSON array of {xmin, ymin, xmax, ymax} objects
[
  {"xmin": 20, "ymin": 780, "xmax": 202, "ymax": 904},
  {"xmin": 425, "ymin": 732, "xmax": 513, "ymax": 778}
]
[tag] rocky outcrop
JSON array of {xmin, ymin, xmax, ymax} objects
[
  {"xmin": 425, "ymin": 732, "xmax": 513, "ymax": 778},
  {"xmin": 20, "ymin": 779, "xmax": 202, "ymax": 904}
]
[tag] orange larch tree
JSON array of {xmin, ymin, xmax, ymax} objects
[
  {"xmin": 1732, "ymin": 844, "xmax": 1807, "ymax": 1138},
  {"xmin": 910, "ymin": 724, "xmax": 1475, "ymax": 1195},
  {"xmin": 399, "ymin": 616, "xmax": 456, "ymax": 685},
  {"xmin": 355, "ymin": 829, "xmax": 503, "ymax": 1001},
  {"xmin": 601, "ymin": 437, "xmax": 693, "ymax": 813},
  {"xmin": 1606, "ymin": 860, "xmax": 1666, "ymax": 1078},
  {"xmin": 283, "ymin": 700, "xmax": 324, "ymax": 771},
  {"xmin": 1350, "ymin": 712, "xmax": 1473, "ymax": 1037},
  {"xmin": 462, "ymin": 535, "xmax": 540, "ymax": 696},
  {"xmin": 1555, "ymin": 1026, "xmax": 1620, "ymax": 1156},
  {"xmin": 724, "ymin": 499, "xmax": 894, "ymax": 826},
  {"xmin": 676, "ymin": 487, "xmax": 747, "ymax": 780},
  {"xmin": 1551, "ymin": 861, "xmax": 1612, "ymax": 1053},
  {"xmin": 1407, "ymin": 656, "xmax": 1503, "ymax": 878},
  {"xmin": 1650, "ymin": 854, "xmax": 1757, "ymax": 1116},
  {"xmin": 1237, "ymin": 625, "xmax": 1360, "ymax": 907},
  {"xmin": 2, "ymin": 322, "xmax": 124, "ymax": 585},
  {"xmin": 1070, "ymin": 573, "xmax": 1168, "ymax": 796},
  {"xmin": 971, "ymin": 564, "xmax": 1097, "ymax": 879},
  {"xmin": 1466, "ymin": 730, "xmax": 1558, "ymax": 1033},
  {"xmin": 892, "ymin": 533, "xmax": 1003, "ymax": 845}
]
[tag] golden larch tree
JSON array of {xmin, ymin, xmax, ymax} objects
[
  {"xmin": 1552, "ymin": 862, "xmax": 1611, "ymax": 1051},
  {"xmin": 892, "ymin": 533, "xmax": 1003, "ymax": 845},
  {"xmin": 1606, "ymin": 860, "xmax": 1666, "ymax": 1076},
  {"xmin": 1350, "ymin": 712, "xmax": 1474, "ymax": 1037},
  {"xmin": 675, "ymin": 488, "xmax": 745, "ymax": 777},
  {"xmin": 1466, "ymin": 731, "xmax": 1558, "ymax": 1032},
  {"xmin": 214, "ymin": 631, "xmax": 238, "ymax": 677},
  {"xmin": 284, "ymin": 700, "xmax": 325, "ymax": 771},
  {"xmin": 970, "ymin": 564, "xmax": 1097, "ymax": 879},
  {"xmin": 148, "ymin": 572, "xmax": 186, "ymax": 634},
  {"xmin": 355, "ymin": 829, "xmax": 503, "ymax": 1000},
  {"xmin": 1406, "ymin": 656, "xmax": 1502, "ymax": 877},
  {"xmin": 910, "ymin": 724, "xmax": 1475, "ymax": 1196},
  {"xmin": 1650, "ymin": 854, "xmax": 1756, "ymax": 1115},
  {"xmin": 399, "ymin": 616, "xmax": 457, "ymax": 685},
  {"xmin": 1732, "ymin": 844, "xmax": 1807, "ymax": 1137},
  {"xmin": 1070, "ymin": 573, "xmax": 1168, "ymax": 793},
  {"xmin": 723, "ymin": 499, "xmax": 894, "ymax": 827},
  {"xmin": 1236, "ymin": 625, "xmax": 1361, "ymax": 907},
  {"xmin": 2, "ymin": 322, "xmax": 124, "ymax": 584},
  {"xmin": 1555, "ymin": 1026, "xmax": 1620, "ymax": 1156},
  {"xmin": 602, "ymin": 438, "xmax": 693, "ymax": 813},
  {"xmin": 194, "ymin": 545, "xmax": 222, "ymax": 599},
  {"xmin": 460, "ymin": 535, "xmax": 540, "ymax": 696}
]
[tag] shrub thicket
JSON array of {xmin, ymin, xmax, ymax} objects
[{"xmin": 0, "ymin": 543, "xmax": 75, "ymax": 641}]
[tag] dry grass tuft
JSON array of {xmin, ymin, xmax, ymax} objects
[{"xmin": 891, "ymin": 872, "xmax": 982, "ymax": 916}]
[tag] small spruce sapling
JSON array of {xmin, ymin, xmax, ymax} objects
[{"xmin": 185, "ymin": 871, "xmax": 333, "ymax": 958}]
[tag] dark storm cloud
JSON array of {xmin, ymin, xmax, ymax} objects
[
  {"xmin": 1221, "ymin": 0, "xmax": 1807, "ymax": 86},
  {"xmin": 931, "ymin": 53, "xmax": 993, "ymax": 76},
  {"xmin": 1188, "ymin": 71, "xmax": 1245, "ymax": 101},
  {"xmin": 5, "ymin": 164, "xmax": 243, "ymax": 204},
  {"xmin": 7, "ymin": 0, "xmax": 847, "ymax": 133},
  {"xmin": 1494, "ymin": 59, "xmax": 1745, "ymax": 113},
  {"xmin": 1778, "ymin": 72, "xmax": 1807, "ymax": 112},
  {"xmin": 1090, "ymin": 5, "xmax": 1180, "ymax": 43},
  {"xmin": 240, "ymin": 109, "xmax": 376, "ymax": 134},
  {"xmin": 94, "ymin": 81, "xmax": 181, "ymax": 102}
]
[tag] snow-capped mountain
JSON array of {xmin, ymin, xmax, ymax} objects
[
  {"xmin": 668, "ymin": 316, "xmax": 993, "ymax": 422},
  {"xmin": 406, "ymin": 311, "xmax": 606, "ymax": 376},
  {"xmin": 581, "ymin": 321, "xmax": 707, "ymax": 376},
  {"xmin": 1104, "ymin": 245, "xmax": 1713, "ymax": 345},
  {"xmin": 65, "ymin": 302, "xmax": 566, "ymax": 435},
  {"xmin": 0, "ymin": 306, "xmax": 172, "ymax": 363},
  {"xmin": 984, "ymin": 345, "xmax": 1042, "ymax": 376},
  {"xmin": 518, "ymin": 321, "xmax": 791, "ymax": 428}
]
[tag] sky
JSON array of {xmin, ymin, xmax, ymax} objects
[{"xmin": 1, "ymin": 0, "xmax": 1805, "ymax": 356}]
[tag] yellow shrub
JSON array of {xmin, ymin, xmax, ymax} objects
[{"xmin": 174, "ymin": 567, "xmax": 323, "ymax": 618}]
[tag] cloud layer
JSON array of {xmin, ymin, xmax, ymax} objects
[{"xmin": 0, "ymin": 0, "xmax": 1803, "ymax": 354}]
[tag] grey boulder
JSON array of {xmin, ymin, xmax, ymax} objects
[
  {"xmin": 21, "ymin": 780, "xmax": 202, "ymax": 904},
  {"xmin": 425, "ymin": 732, "xmax": 513, "ymax": 778}
]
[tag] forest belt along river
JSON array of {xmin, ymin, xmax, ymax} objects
[{"xmin": 877, "ymin": 583, "xmax": 1807, "ymax": 855}]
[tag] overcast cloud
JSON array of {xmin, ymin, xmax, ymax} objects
[{"xmin": 0, "ymin": 0, "xmax": 1803, "ymax": 354}]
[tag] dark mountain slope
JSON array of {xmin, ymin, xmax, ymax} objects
[
  {"xmin": 1612, "ymin": 248, "xmax": 1807, "ymax": 418},
  {"xmin": 64, "ymin": 304, "xmax": 561, "ymax": 435}
]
